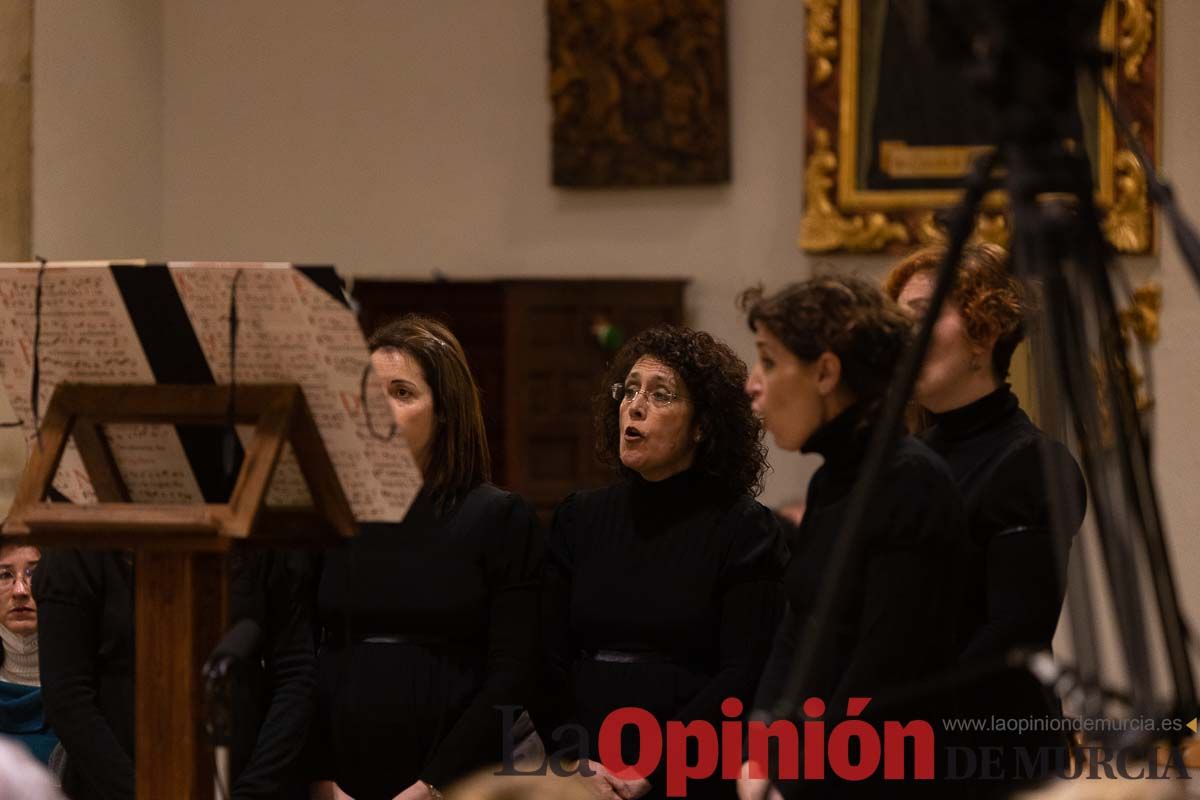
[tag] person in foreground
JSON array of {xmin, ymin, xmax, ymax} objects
[
  {"xmin": 34, "ymin": 543, "xmax": 316, "ymax": 800},
  {"xmin": 541, "ymin": 325, "xmax": 786, "ymax": 800},
  {"xmin": 310, "ymin": 315, "xmax": 542, "ymax": 800},
  {"xmin": 885, "ymin": 244, "xmax": 1087, "ymax": 794},
  {"xmin": 737, "ymin": 276, "xmax": 967, "ymax": 800}
]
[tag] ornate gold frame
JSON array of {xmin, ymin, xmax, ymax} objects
[{"xmin": 800, "ymin": 0, "xmax": 1160, "ymax": 254}]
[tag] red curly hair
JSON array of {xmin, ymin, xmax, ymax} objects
[{"xmin": 883, "ymin": 243, "xmax": 1032, "ymax": 380}]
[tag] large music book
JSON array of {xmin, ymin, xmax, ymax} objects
[{"xmin": 0, "ymin": 261, "xmax": 420, "ymax": 523}]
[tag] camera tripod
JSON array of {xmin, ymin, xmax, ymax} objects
[{"xmin": 770, "ymin": 0, "xmax": 1200, "ymax": 789}]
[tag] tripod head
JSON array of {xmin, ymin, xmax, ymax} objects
[{"xmin": 924, "ymin": 0, "xmax": 1107, "ymax": 155}]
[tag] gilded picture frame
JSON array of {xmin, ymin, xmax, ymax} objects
[{"xmin": 799, "ymin": 0, "xmax": 1160, "ymax": 254}]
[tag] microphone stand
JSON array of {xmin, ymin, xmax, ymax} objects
[{"xmin": 203, "ymin": 619, "xmax": 263, "ymax": 800}]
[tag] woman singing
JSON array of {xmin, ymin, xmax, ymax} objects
[
  {"xmin": 541, "ymin": 325, "xmax": 785, "ymax": 800},
  {"xmin": 737, "ymin": 276, "xmax": 966, "ymax": 799}
]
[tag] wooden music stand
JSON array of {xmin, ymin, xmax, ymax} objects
[{"xmin": 3, "ymin": 382, "xmax": 355, "ymax": 798}]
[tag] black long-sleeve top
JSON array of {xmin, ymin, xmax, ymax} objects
[
  {"xmin": 33, "ymin": 551, "xmax": 134, "ymax": 800},
  {"xmin": 33, "ymin": 548, "xmax": 317, "ymax": 800},
  {"xmin": 921, "ymin": 385, "xmax": 1087, "ymax": 663},
  {"xmin": 753, "ymin": 405, "xmax": 966, "ymax": 732},
  {"xmin": 312, "ymin": 484, "xmax": 542, "ymax": 800},
  {"xmin": 542, "ymin": 469, "xmax": 786, "ymax": 799}
]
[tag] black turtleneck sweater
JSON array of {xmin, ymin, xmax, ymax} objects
[
  {"xmin": 313, "ymin": 484, "xmax": 542, "ymax": 800},
  {"xmin": 542, "ymin": 469, "xmax": 786, "ymax": 799},
  {"xmin": 753, "ymin": 406, "xmax": 966, "ymax": 725},
  {"xmin": 922, "ymin": 385, "xmax": 1086, "ymax": 662}
]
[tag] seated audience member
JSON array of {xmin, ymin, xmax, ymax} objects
[{"xmin": 0, "ymin": 544, "xmax": 58, "ymax": 765}]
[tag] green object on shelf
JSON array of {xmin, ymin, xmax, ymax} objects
[{"xmin": 593, "ymin": 322, "xmax": 625, "ymax": 351}]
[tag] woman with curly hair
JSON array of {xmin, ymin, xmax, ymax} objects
[
  {"xmin": 540, "ymin": 325, "xmax": 786, "ymax": 800},
  {"xmin": 737, "ymin": 275, "xmax": 966, "ymax": 800},
  {"xmin": 884, "ymin": 245, "xmax": 1086, "ymax": 792},
  {"xmin": 884, "ymin": 244, "xmax": 1085, "ymax": 662}
]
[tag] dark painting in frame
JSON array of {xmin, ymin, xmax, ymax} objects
[{"xmin": 799, "ymin": 0, "xmax": 1160, "ymax": 254}]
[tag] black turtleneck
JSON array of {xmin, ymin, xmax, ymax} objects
[
  {"xmin": 922, "ymin": 384, "xmax": 1086, "ymax": 662},
  {"xmin": 313, "ymin": 484, "xmax": 542, "ymax": 799},
  {"xmin": 541, "ymin": 469, "xmax": 785, "ymax": 799},
  {"xmin": 753, "ymin": 405, "xmax": 966, "ymax": 724}
]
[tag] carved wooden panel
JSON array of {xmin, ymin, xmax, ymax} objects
[{"xmin": 548, "ymin": 0, "xmax": 730, "ymax": 186}]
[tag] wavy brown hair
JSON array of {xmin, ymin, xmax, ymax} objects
[
  {"xmin": 740, "ymin": 275, "xmax": 912, "ymax": 406},
  {"xmin": 883, "ymin": 243, "xmax": 1032, "ymax": 380},
  {"xmin": 594, "ymin": 325, "xmax": 768, "ymax": 498},
  {"xmin": 368, "ymin": 315, "xmax": 490, "ymax": 514}
]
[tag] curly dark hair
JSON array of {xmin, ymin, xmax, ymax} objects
[
  {"xmin": 593, "ymin": 325, "xmax": 768, "ymax": 498},
  {"xmin": 740, "ymin": 275, "xmax": 912, "ymax": 405}
]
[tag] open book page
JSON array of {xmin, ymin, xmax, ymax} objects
[
  {"xmin": 0, "ymin": 263, "xmax": 204, "ymax": 504},
  {"xmin": 169, "ymin": 263, "xmax": 421, "ymax": 522}
]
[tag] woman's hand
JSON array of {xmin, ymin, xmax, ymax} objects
[
  {"xmin": 310, "ymin": 780, "xmax": 354, "ymax": 800},
  {"xmin": 736, "ymin": 760, "xmax": 784, "ymax": 800}
]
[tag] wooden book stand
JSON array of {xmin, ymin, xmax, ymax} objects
[{"xmin": 3, "ymin": 382, "xmax": 356, "ymax": 798}]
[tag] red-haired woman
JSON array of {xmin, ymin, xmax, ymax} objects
[
  {"xmin": 884, "ymin": 244, "xmax": 1086, "ymax": 664},
  {"xmin": 884, "ymin": 244, "xmax": 1087, "ymax": 791}
]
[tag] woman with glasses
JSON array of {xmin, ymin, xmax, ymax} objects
[
  {"xmin": 540, "ymin": 325, "xmax": 785, "ymax": 800},
  {"xmin": 311, "ymin": 315, "xmax": 542, "ymax": 800},
  {"xmin": 0, "ymin": 544, "xmax": 58, "ymax": 766},
  {"xmin": 737, "ymin": 276, "xmax": 965, "ymax": 800}
]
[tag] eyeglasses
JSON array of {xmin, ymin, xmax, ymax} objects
[
  {"xmin": 0, "ymin": 565, "xmax": 36, "ymax": 591},
  {"xmin": 611, "ymin": 383, "xmax": 680, "ymax": 409}
]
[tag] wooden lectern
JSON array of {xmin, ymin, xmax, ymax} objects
[{"xmin": 3, "ymin": 382, "xmax": 355, "ymax": 798}]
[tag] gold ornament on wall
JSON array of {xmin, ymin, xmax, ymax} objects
[
  {"xmin": 800, "ymin": 0, "xmax": 1159, "ymax": 255},
  {"xmin": 1093, "ymin": 280, "xmax": 1162, "ymax": 432},
  {"xmin": 799, "ymin": 128, "xmax": 909, "ymax": 252},
  {"xmin": 913, "ymin": 210, "xmax": 1011, "ymax": 249},
  {"xmin": 1118, "ymin": 0, "xmax": 1153, "ymax": 83},
  {"xmin": 1104, "ymin": 149, "xmax": 1151, "ymax": 253},
  {"xmin": 1119, "ymin": 281, "xmax": 1162, "ymax": 346},
  {"xmin": 806, "ymin": 0, "xmax": 839, "ymax": 86}
]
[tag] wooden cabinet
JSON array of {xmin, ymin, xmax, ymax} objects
[{"xmin": 353, "ymin": 279, "xmax": 687, "ymax": 514}]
